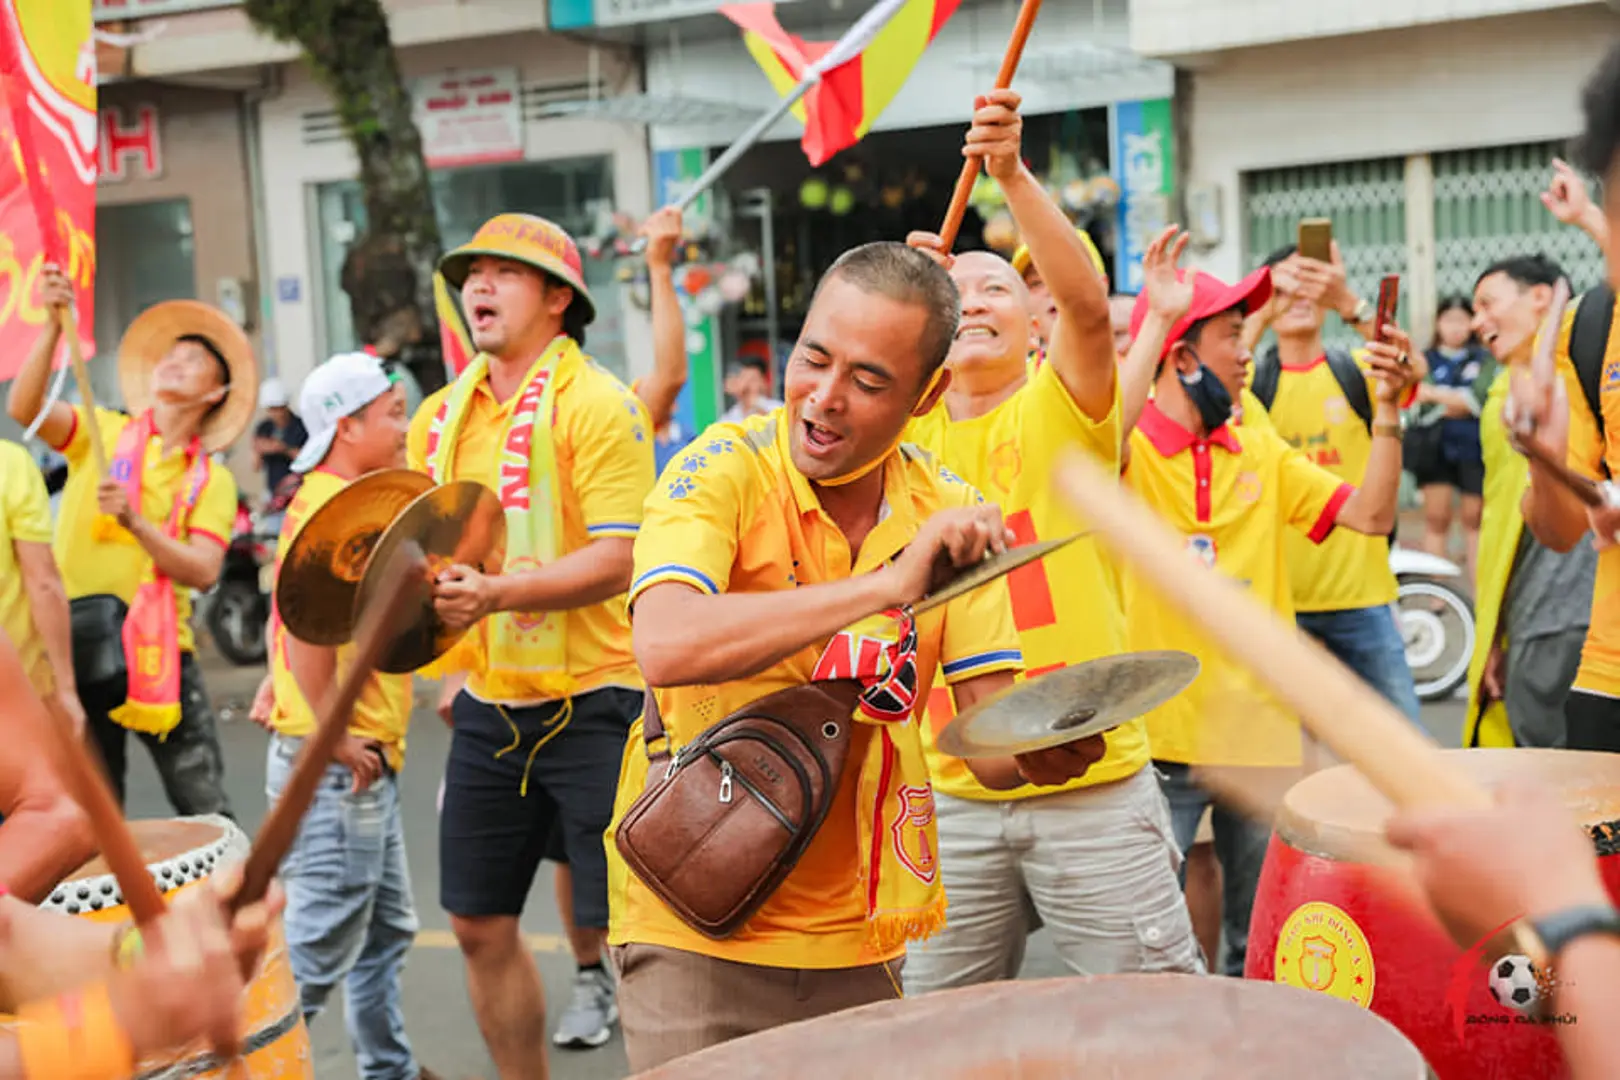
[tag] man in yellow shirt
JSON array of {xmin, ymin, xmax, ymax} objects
[
  {"xmin": 898, "ymin": 91, "xmax": 1202, "ymax": 990},
  {"xmin": 7, "ymin": 266, "xmax": 251, "ymax": 817},
  {"xmin": 1123, "ymin": 267, "xmax": 1416, "ymax": 974},
  {"xmin": 1244, "ymin": 244, "xmax": 1422, "ymax": 722},
  {"xmin": 607, "ymin": 240, "xmax": 1105, "ymax": 1070},
  {"xmin": 266, "ymin": 352, "xmax": 442, "ymax": 1080},
  {"xmin": 0, "ymin": 438, "xmax": 80, "ymax": 733},
  {"xmin": 406, "ymin": 214, "xmax": 653, "ymax": 1074}
]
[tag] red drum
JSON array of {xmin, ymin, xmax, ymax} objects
[
  {"xmin": 1246, "ymin": 749, "xmax": 1620, "ymax": 1079},
  {"xmin": 634, "ymin": 974, "xmax": 1425, "ymax": 1078}
]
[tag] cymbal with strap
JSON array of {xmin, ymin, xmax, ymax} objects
[
  {"xmin": 276, "ymin": 468, "xmax": 435, "ymax": 646},
  {"xmin": 935, "ymin": 651, "xmax": 1201, "ymax": 758},
  {"xmin": 357, "ymin": 480, "xmax": 507, "ymax": 674},
  {"xmin": 912, "ymin": 533, "xmax": 1081, "ymax": 616}
]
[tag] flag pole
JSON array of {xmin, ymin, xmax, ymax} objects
[{"xmin": 936, "ymin": 0, "xmax": 1044, "ymax": 250}]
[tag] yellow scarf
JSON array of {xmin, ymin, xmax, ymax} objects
[
  {"xmin": 1464, "ymin": 365, "xmax": 1526, "ymax": 748},
  {"xmin": 424, "ymin": 337, "xmax": 581, "ymax": 702}
]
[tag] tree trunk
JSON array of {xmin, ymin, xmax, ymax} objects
[{"xmin": 243, "ymin": 0, "xmax": 446, "ymax": 394}]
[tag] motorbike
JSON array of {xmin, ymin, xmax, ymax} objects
[
  {"xmin": 1391, "ymin": 546, "xmax": 1476, "ymax": 703},
  {"xmin": 198, "ymin": 495, "xmax": 275, "ymax": 666}
]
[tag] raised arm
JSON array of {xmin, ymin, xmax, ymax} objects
[
  {"xmin": 1332, "ymin": 328, "xmax": 1419, "ymax": 536},
  {"xmin": 1543, "ymin": 157, "xmax": 1612, "ymax": 252},
  {"xmin": 4, "ymin": 267, "xmax": 75, "ymax": 449},
  {"xmin": 971, "ymin": 90, "xmax": 1115, "ymax": 420},
  {"xmin": 634, "ymin": 207, "xmax": 690, "ymax": 432},
  {"xmin": 1120, "ymin": 228, "xmax": 1194, "ymax": 439}
]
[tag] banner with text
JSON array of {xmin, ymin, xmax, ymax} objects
[
  {"xmin": 1112, "ymin": 98, "xmax": 1174, "ymax": 297},
  {"xmin": 413, "ymin": 68, "xmax": 524, "ymax": 171}
]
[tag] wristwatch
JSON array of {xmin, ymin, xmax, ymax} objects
[
  {"xmin": 1530, "ymin": 903, "xmax": 1620, "ymax": 958},
  {"xmin": 1372, "ymin": 420, "xmax": 1404, "ymax": 440},
  {"xmin": 1343, "ymin": 297, "xmax": 1372, "ymax": 325}
]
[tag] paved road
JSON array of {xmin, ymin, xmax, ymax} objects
[{"xmin": 121, "ymin": 645, "xmax": 1468, "ymax": 1080}]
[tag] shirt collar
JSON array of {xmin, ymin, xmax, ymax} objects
[
  {"xmin": 1137, "ymin": 401, "xmax": 1242, "ymax": 457},
  {"xmin": 774, "ymin": 417, "xmax": 919, "ymax": 565}
]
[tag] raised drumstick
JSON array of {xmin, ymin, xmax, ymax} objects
[
  {"xmin": 233, "ymin": 542, "xmax": 427, "ymax": 910},
  {"xmin": 1052, "ymin": 452, "xmax": 1549, "ymax": 963},
  {"xmin": 936, "ymin": 0, "xmax": 1044, "ymax": 251},
  {"xmin": 0, "ymin": 634, "xmax": 166, "ymax": 925}
]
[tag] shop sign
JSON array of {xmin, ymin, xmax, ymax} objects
[
  {"xmin": 412, "ymin": 68, "xmax": 523, "ymax": 171},
  {"xmin": 98, "ymin": 104, "xmax": 162, "ymax": 182},
  {"xmin": 553, "ymin": 0, "xmax": 806, "ymax": 29},
  {"xmin": 93, "ymin": 0, "xmax": 242, "ymax": 22},
  {"xmin": 1113, "ymin": 98, "xmax": 1174, "ymax": 296}
]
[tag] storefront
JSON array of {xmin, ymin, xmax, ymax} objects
[
  {"xmin": 257, "ymin": 30, "xmax": 654, "ymax": 399},
  {"xmin": 639, "ymin": 0, "xmax": 1174, "ymax": 430}
]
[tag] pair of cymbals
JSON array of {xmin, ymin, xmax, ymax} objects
[{"xmin": 275, "ymin": 469, "xmax": 506, "ymax": 673}]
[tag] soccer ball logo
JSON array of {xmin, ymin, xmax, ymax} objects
[{"xmin": 1487, "ymin": 954, "xmax": 1543, "ymax": 1014}]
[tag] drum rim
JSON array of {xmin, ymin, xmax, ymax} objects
[{"xmin": 41, "ymin": 815, "xmax": 246, "ymax": 916}]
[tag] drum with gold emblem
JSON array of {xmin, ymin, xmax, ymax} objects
[
  {"xmin": 1246, "ymin": 749, "xmax": 1620, "ymax": 1080},
  {"xmin": 631, "ymin": 974, "xmax": 1426, "ymax": 1078},
  {"xmin": 40, "ymin": 816, "xmax": 313, "ymax": 1078}
]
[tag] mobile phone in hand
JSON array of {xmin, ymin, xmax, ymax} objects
[
  {"xmin": 1298, "ymin": 218, "xmax": 1333, "ymax": 263},
  {"xmin": 1374, "ymin": 274, "xmax": 1401, "ymax": 351}
]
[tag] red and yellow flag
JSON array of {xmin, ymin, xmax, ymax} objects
[
  {"xmin": 722, "ymin": 0, "xmax": 960, "ymax": 167},
  {"xmin": 0, "ymin": 0, "xmax": 95, "ymax": 378},
  {"xmin": 434, "ymin": 270, "xmax": 475, "ymax": 379}
]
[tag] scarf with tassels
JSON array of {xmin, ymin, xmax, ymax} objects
[
  {"xmin": 107, "ymin": 412, "xmax": 211, "ymax": 737},
  {"xmin": 423, "ymin": 336, "xmax": 580, "ymax": 703}
]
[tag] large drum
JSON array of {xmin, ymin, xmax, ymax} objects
[
  {"xmin": 1246, "ymin": 749, "xmax": 1620, "ymax": 1079},
  {"xmin": 41, "ymin": 816, "xmax": 314, "ymax": 1079},
  {"xmin": 634, "ymin": 974, "xmax": 1426, "ymax": 1078}
]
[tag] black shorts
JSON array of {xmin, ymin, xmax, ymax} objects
[
  {"xmin": 1406, "ymin": 427, "xmax": 1484, "ymax": 496},
  {"xmin": 439, "ymin": 685, "xmax": 639, "ymax": 924},
  {"xmin": 1566, "ymin": 690, "xmax": 1620, "ymax": 754}
]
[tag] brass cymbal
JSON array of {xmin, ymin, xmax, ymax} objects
[
  {"xmin": 357, "ymin": 480, "xmax": 507, "ymax": 674},
  {"xmin": 276, "ymin": 469, "xmax": 435, "ymax": 647},
  {"xmin": 912, "ymin": 534, "xmax": 1081, "ymax": 616},
  {"xmin": 935, "ymin": 651, "xmax": 1201, "ymax": 758}
]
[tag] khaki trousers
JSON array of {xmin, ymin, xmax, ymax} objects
[{"xmin": 610, "ymin": 941, "xmax": 902, "ymax": 1072}]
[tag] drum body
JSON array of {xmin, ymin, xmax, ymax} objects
[
  {"xmin": 634, "ymin": 974, "xmax": 1426, "ymax": 1079},
  {"xmin": 41, "ymin": 816, "xmax": 314, "ymax": 1079},
  {"xmin": 1245, "ymin": 749, "xmax": 1620, "ymax": 1080}
]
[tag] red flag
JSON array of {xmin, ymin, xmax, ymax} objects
[
  {"xmin": 0, "ymin": 0, "xmax": 96, "ymax": 378},
  {"xmin": 722, "ymin": 0, "xmax": 960, "ymax": 167},
  {"xmin": 435, "ymin": 270, "xmax": 474, "ymax": 379}
]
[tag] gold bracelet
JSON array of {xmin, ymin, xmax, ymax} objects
[{"xmin": 1372, "ymin": 421, "xmax": 1404, "ymax": 440}]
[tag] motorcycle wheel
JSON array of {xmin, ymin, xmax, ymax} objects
[
  {"xmin": 1395, "ymin": 576, "xmax": 1475, "ymax": 703},
  {"xmin": 207, "ymin": 579, "xmax": 268, "ymax": 666}
]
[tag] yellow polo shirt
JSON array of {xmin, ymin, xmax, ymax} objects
[
  {"xmin": 0, "ymin": 440, "xmax": 56, "ymax": 689},
  {"xmin": 606, "ymin": 412, "xmax": 1024, "ymax": 970},
  {"xmin": 1265, "ymin": 353, "xmax": 1401, "ymax": 612},
  {"xmin": 904, "ymin": 362, "xmax": 1148, "ymax": 800},
  {"xmin": 1124, "ymin": 402, "xmax": 1353, "ymax": 765},
  {"xmin": 407, "ymin": 361, "xmax": 653, "ymax": 703},
  {"xmin": 1564, "ymin": 291, "xmax": 1620, "ymax": 697},
  {"xmin": 50, "ymin": 406, "xmax": 237, "ymax": 654},
  {"xmin": 268, "ymin": 469, "xmax": 414, "ymax": 770}
]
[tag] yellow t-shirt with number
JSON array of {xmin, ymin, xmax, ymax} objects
[
  {"xmin": 1124, "ymin": 403, "xmax": 1353, "ymax": 765},
  {"xmin": 49, "ymin": 406, "xmax": 237, "ymax": 654},
  {"xmin": 1264, "ymin": 353, "xmax": 1400, "ymax": 612},
  {"xmin": 606, "ymin": 413, "xmax": 1023, "ymax": 970},
  {"xmin": 0, "ymin": 440, "xmax": 56, "ymax": 689},
  {"xmin": 268, "ymin": 469, "xmax": 414, "ymax": 770},
  {"xmin": 406, "ymin": 361, "xmax": 654, "ymax": 703},
  {"xmin": 903, "ymin": 362, "xmax": 1147, "ymax": 800}
]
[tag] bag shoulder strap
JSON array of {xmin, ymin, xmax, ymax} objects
[
  {"xmin": 1251, "ymin": 346, "xmax": 1281, "ymax": 411},
  {"xmin": 641, "ymin": 691, "xmax": 671, "ymax": 763},
  {"xmin": 1571, "ymin": 283, "xmax": 1615, "ymax": 452},
  {"xmin": 1324, "ymin": 347, "xmax": 1374, "ymax": 432}
]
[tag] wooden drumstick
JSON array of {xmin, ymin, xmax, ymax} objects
[
  {"xmin": 59, "ymin": 306, "xmax": 107, "ymax": 477},
  {"xmin": 232, "ymin": 543, "xmax": 427, "ymax": 911},
  {"xmin": 935, "ymin": 0, "xmax": 1044, "ymax": 251},
  {"xmin": 1051, "ymin": 452, "xmax": 1551, "ymax": 962},
  {"xmin": 0, "ymin": 636, "xmax": 166, "ymax": 925}
]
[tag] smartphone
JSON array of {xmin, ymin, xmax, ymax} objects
[
  {"xmin": 1374, "ymin": 274, "xmax": 1401, "ymax": 348},
  {"xmin": 1297, "ymin": 218, "xmax": 1333, "ymax": 263}
]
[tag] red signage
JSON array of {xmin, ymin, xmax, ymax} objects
[{"xmin": 98, "ymin": 104, "xmax": 161, "ymax": 181}]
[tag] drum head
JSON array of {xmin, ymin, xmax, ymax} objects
[
  {"xmin": 43, "ymin": 816, "xmax": 245, "ymax": 916},
  {"xmin": 1279, "ymin": 749, "xmax": 1620, "ymax": 860},
  {"xmin": 634, "ymin": 975, "xmax": 1426, "ymax": 1079}
]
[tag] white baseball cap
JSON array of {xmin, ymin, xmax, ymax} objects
[
  {"xmin": 290, "ymin": 352, "xmax": 398, "ymax": 474},
  {"xmin": 260, "ymin": 377, "xmax": 289, "ymax": 409}
]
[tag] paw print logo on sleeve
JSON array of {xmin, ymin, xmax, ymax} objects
[{"xmin": 666, "ymin": 475, "xmax": 696, "ymax": 500}]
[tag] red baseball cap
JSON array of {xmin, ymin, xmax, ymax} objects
[{"xmin": 1129, "ymin": 266, "xmax": 1273, "ymax": 359}]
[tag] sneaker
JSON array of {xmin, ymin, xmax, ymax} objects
[{"xmin": 552, "ymin": 967, "xmax": 618, "ymax": 1049}]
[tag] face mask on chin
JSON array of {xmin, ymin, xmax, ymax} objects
[{"xmin": 1176, "ymin": 352, "xmax": 1235, "ymax": 433}]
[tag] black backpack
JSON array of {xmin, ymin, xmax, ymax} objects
[
  {"xmin": 1570, "ymin": 282, "xmax": 1615, "ymax": 476},
  {"xmin": 1251, "ymin": 346, "xmax": 1374, "ymax": 432}
]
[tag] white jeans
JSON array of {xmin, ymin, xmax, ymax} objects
[{"xmin": 903, "ymin": 767, "xmax": 1205, "ymax": 993}]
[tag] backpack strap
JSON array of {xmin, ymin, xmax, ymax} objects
[
  {"xmin": 1570, "ymin": 283, "xmax": 1614, "ymax": 471},
  {"xmin": 1251, "ymin": 347, "xmax": 1281, "ymax": 411},
  {"xmin": 1324, "ymin": 347, "xmax": 1374, "ymax": 433}
]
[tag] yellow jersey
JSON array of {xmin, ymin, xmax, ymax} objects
[
  {"xmin": 1563, "ymin": 292, "xmax": 1620, "ymax": 697},
  {"xmin": 49, "ymin": 407, "xmax": 236, "ymax": 653},
  {"xmin": 407, "ymin": 361, "xmax": 653, "ymax": 702},
  {"xmin": 607, "ymin": 413, "xmax": 1023, "ymax": 970},
  {"xmin": 904, "ymin": 362, "xmax": 1148, "ymax": 800},
  {"xmin": 1124, "ymin": 402, "xmax": 1353, "ymax": 765},
  {"xmin": 1264, "ymin": 353, "xmax": 1401, "ymax": 612},
  {"xmin": 0, "ymin": 440, "xmax": 56, "ymax": 690},
  {"xmin": 268, "ymin": 469, "xmax": 414, "ymax": 770}
]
